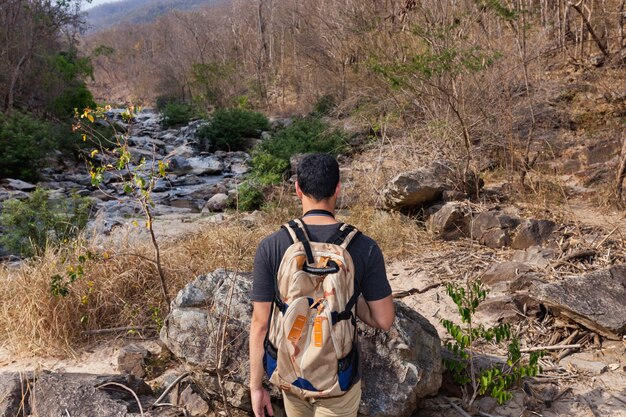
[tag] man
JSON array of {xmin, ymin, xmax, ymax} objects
[{"xmin": 249, "ymin": 153, "xmax": 395, "ymax": 417}]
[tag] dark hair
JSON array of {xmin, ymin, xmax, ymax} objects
[{"xmin": 297, "ymin": 153, "xmax": 340, "ymax": 201}]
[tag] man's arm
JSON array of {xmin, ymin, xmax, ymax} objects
[
  {"xmin": 356, "ymin": 294, "xmax": 395, "ymax": 331},
  {"xmin": 249, "ymin": 301, "xmax": 274, "ymax": 417}
]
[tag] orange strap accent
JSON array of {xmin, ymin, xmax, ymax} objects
[
  {"xmin": 313, "ymin": 316, "xmax": 327, "ymax": 347},
  {"xmin": 288, "ymin": 315, "xmax": 307, "ymax": 343}
]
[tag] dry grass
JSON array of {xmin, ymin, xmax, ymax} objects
[
  {"xmin": 0, "ymin": 214, "xmax": 279, "ymax": 356},
  {"xmin": 0, "ymin": 192, "xmax": 423, "ymax": 357}
]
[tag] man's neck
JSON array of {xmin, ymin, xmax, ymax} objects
[{"xmin": 301, "ymin": 200, "xmax": 338, "ymax": 225}]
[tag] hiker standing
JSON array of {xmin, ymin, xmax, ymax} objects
[{"xmin": 249, "ymin": 153, "xmax": 395, "ymax": 417}]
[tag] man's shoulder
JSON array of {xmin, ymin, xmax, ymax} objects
[
  {"xmin": 258, "ymin": 226, "xmax": 292, "ymax": 250},
  {"xmin": 349, "ymin": 228, "xmax": 381, "ymax": 251}
]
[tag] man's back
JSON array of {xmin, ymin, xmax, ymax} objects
[{"xmin": 251, "ymin": 223, "xmax": 391, "ymax": 306}]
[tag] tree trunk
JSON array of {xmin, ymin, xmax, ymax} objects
[
  {"xmin": 616, "ymin": 134, "xmax": 626, "ymax": 204},
  {"xmin": 570, "ymin": 1, "xmax": 609, "ymax": 57}
]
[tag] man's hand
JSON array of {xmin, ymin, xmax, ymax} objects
[{"xmin": 251, "ymin": 387, "xmax": 274, "ymax": 417}]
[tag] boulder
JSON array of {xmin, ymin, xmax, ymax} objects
[
  {"xmin": 0, "ymin": 373, "xmax": 28, "ymax": 417},
  {"xmin": 471, "ymin": 211, "xmax": 520, "ymax": 248},
  {"xmin": 160, "ymin": 270, "xmax": 253, "ymax": 410},
  {"xmin": 511, "ymin": 246, "xmax": 556, "ymax": 268},
  {"xmin": 480, "ymin": 262, "xmax": 534, "ymax": 289},
  {"xmin": 30, "ymin": 372, "xmax": 152, "ymax": 417},
  {"xmin": 381, "ymin": 161, "xmax": 481, "ymax": 213},
  {"xmin": 530, "ymin": 265, "xmax": 626, "ymax": 339},
  {"xmin": 117, "ymin": 344, "xmax": 149, "ymax": 378},
  {"xmin": 359, "ymin": 302, "xmax": 442, "ymax": 417},
  {"xmin": 510, "ymin": 219, "xmax": 556, "ymax": 249},
  {"xmin": 427, "ymin": 202, "xmax": 472, "ymax": 240},
  {"xmin": 161, "ymin": 270, "xmax": 442, "ymax": 416},
  {"xmin": 179, "ymin": 385, "xmax": 210, "ymax": 416},
  {"xmin": 4, "ymin": 178, "xmax": 36, "ymax": 191},
  {"xmin": 169, "ymin": 156, "xmax": 224, "ymax": 175},
  {"xmin": 205, "ymin": 193, "xmax": 230, "ymax": 212}
]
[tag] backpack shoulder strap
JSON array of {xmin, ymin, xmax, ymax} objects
[
  {"xmin": 328, "ymin": 223, "xmax": 361, "ymax": 249},
  {"xmin": 282, "ymin": 219, "xmax": 315, "ymax": 265}
]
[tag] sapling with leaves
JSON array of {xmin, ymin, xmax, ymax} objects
[
  {"xmin": 442, "ymin": 279, "xmax": 542, "ymax": 409},
  {"xmin": 72, "ymin": 106, "xmax": 171, "ymax": 312}
]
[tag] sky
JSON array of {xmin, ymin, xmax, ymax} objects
[{"xmin": 82, "ymin": 0, "xmax": 125, "ymax": 10}]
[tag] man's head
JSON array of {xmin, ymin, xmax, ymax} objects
[{"xmin": 296, "ymin": 153, "xmax": 340, "ymax": 202}]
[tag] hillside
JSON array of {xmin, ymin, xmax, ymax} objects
[
  {"xmin": 1, "ymin": 1, "xmax": 626, "ymax": 416},
  {"xmin": 84, "ymin": 0, "xmax": 226, "ymax": 33}
]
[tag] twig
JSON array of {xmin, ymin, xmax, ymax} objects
[
  {"xmin": 392, "ymin": 282, "xmax": 443, "ymax": 298},
  {"xmin": 521, "ymin": 344, "xmax": 581, "ymax": 353},
  {"xmin": 595, "ymin": 226, "xmax": 619, "ymax": 248},
  {"xmin": 152, "ymin": 372, "xmax": 191, "ymax": 407},
  {"xmin": 553, "ymin": 249, "xmax": 596, "ymax": 268},
  {"xmin": 478, "ymin": 412, "xmax": 504, "ymax": 417},
  {"xmin": 65, "ymin": 410, "xmax": 71, "ymax": 417},
  {"xmin": 97, "ymin": 382, "xmax": 144, "ymax": 417},
  {"xmin": 444, "ymin": 397, "xmax": 472, "ymax": 417},
  {"xmin": 82, "ymin": 326, "xmax": 156, "ymax": 335}
]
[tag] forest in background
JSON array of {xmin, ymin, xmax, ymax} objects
[
  {"xmin": 1, "ymin": 0, "xmax": 626, "ymax": 195},
  {"xmin": 84, "ymin": 0, "xmax": 626, "ymax": 199}
]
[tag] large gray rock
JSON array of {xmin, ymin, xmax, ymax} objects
[
  {"xmin": 0, "ymin": 373, "xmax": 28, "ymax": 417},
  {"xmin": 359, "ymin": 302, "xmax": 442, "ymax": 417},
  {"xmin": 4, "ymin": 178, "xmax": 36, "ymax": 191},
  {"xmin": 161, "ymin": 270, "xmax": 442, "ymax": 416},
  {"xmin": 470, "ymin": 211, "xmax": 521, "ymax": 248},
  {"xmin": 381, "ymin": 162, "xmax": 481, "ymax": 213},
  {"xmin": 205, "ymin": 193, "xmax": 230, "ymax": 212},
  {"xmin": 30, "ymin": 373, "xmax": 152, "ymax": 417},
  {"xmin": 510, "ymin": 219, "xmax": 556, "ymax": 249},
  {"xmin": 427, "ymin": 202, "xmax": 472, "ymax": 240},
  {"xmin": 530, "ymin": 265, "xmax": 626, "ymax": 339},
  {"xmin": 169, "ymin": 156, "xmax": 224, "ymax": 175},
  {"xmin": 160, "ymin": 270, "xmax": 253, "ymax": 410}
]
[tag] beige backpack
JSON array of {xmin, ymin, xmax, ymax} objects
[{"xmin": 264, "ymin": 219, "xmax": 361, "ymax": 399}]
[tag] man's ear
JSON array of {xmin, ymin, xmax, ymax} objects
[
  {"xmin": 334, "ymin": 181, "xmax": 341, "ymax": 198},
  {"xmin": 295, "ymin": 181, "xmax": 303, "ymax": 199}
]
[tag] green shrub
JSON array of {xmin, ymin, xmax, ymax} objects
[
  {"xmin": 0, "ymin": 111, "xmax": 53, "ymax": 182},
  {"xmin": 197, "ymin": 108, "xmax": 270, "ymax": 152},
  {"xmin": 0, "ymin": 188, "xmax": 92, "ymax": 257},
  {"xmin": 260, "ymin": 117, "xmax": 346, "ymax": 161},
  {"xmin": 442, "ymin": 279, "xmax": 542, "ymax": 408},
  {"xmin": 312, "ymin": 94, "xmax": 336, "ymax": 116},
  {"xmin": 250, "ymin": 150, "xmax": 290, "ymax": 185},
  {"xmin": 247, "ymin": 117, "xmax": 347, "ymax": 186},
  {"xmin": 161, "ymin": 102, "xmax": 194, "ymax": 127},
  {"xmin": 46, "ymin": 52, "xmax": 95, "ymax": 118},
  {"xmin": 236, "ymin": 181, "xmax": 265, "ymax": 211}
]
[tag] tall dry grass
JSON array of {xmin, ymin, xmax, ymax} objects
[{"xmin": 0, "ymin": 192, "xmax": 423, "ymax": 356}]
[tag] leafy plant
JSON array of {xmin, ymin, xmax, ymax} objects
[
  {"xmin": 247, "ymin": 117, "xmax": 348, "ymax": 186},
  {"xmin": 197, "ymin": 107, "xmax": 269, "ymax": 152},
  {"xmin": 249, "ymin": 150, "xmax": 290, "ymax": 185},
  {"xmin": 0, "ymin": 112, "xmax": 53, "ymax": 181},
  {"xmin": 312, "ymin": 94, "xmax": 336, "ymax": 116},
  {"xmin": 74, "ymin": 105, "xmax": 172, "ymax": 312},
  {"xmin": 442, "ymin": 279, "xmax": 542, "ymax": 408},
  {"xmin": 50, "ymin": 250, "xmax": 97, "ymax": 297},
  {"xmin": 161, "ymin": 102, "xmax": 195, "ymax": 127},
  {"xmin": 236, "ymin": 181, "xmax": 265, "ymax": 211},
  {"xmin": 0, "ymin": 188, "xmax": 92, "ymax": 257}
]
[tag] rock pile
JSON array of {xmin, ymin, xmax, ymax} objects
[
  {"xmin": 0, "ymin": 108, "xmax": 252, "ymax": 240},
  {"xmin": 427, "ymin": 202, "xmax": 556, "ymax": 249}
]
